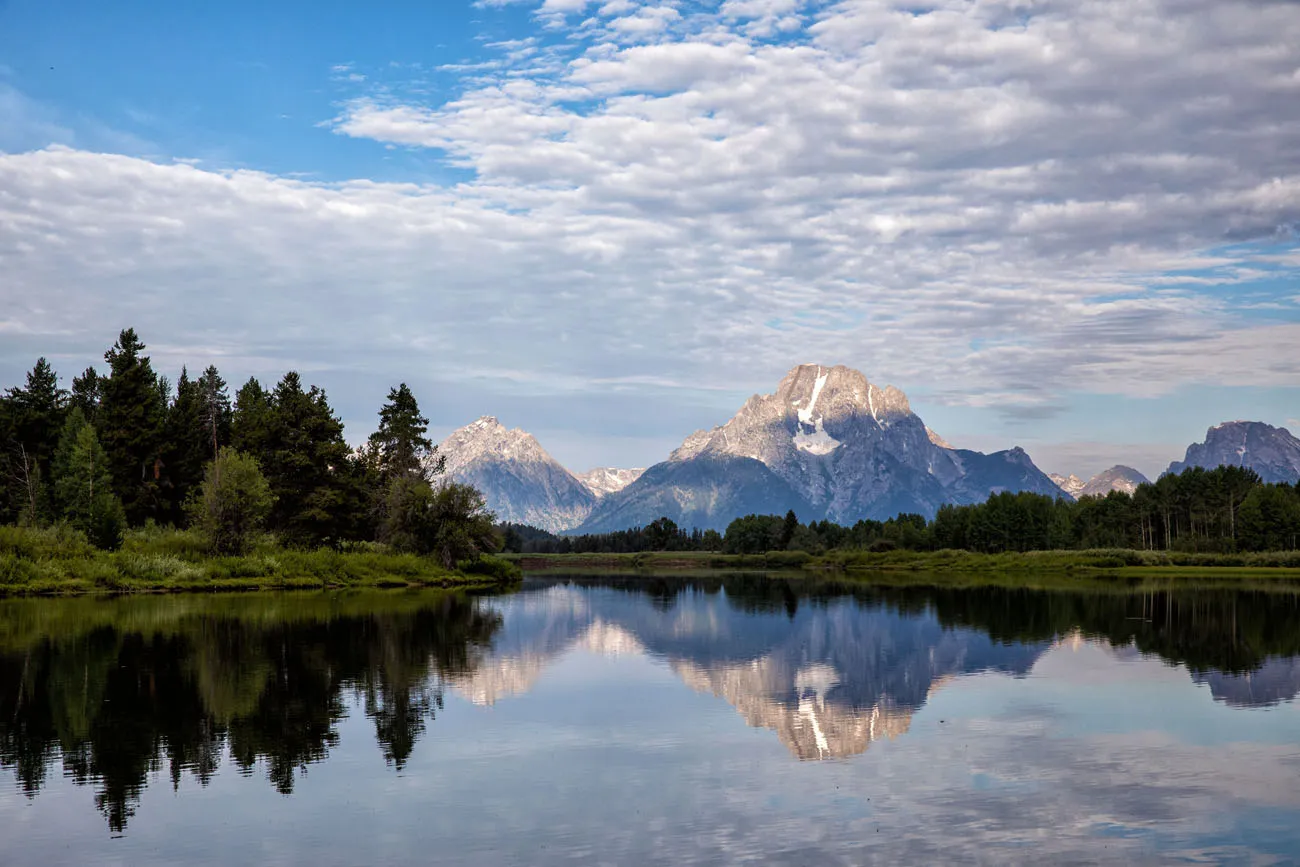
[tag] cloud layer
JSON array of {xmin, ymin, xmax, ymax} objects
[{"xmin": 1, "ymin": 0, "xmax": 1299, "ymax": 465}]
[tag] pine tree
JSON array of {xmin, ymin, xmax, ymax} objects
[
  {"xmin": 164, "ymin": 367, "xmax": 208, "ymax": 521},
  {"xmin": 198, "ymin": 366, "xmax": 232, "ymax": 462},
  {"xmin": 261, "ymin": 372, "xmax": 354, "ymax": 547},
  {"xmin": 0, "ymin": 358, "xmax": 67, "ymax": 524},
  {"xmin": 231, "ymin": 377, "xmax": 272, "ymax": 458},
  {"xmin": 98, "ymin": 329, "xmax": 167, "ymax": 525},
  {"xmin": 368, "ymin": 383, "xmax": 441, "ymax": 481},
  {"xmin": 70, "ymin": 367, "xmax": 102, "ymax": 423},
  {"xmin": 50, "ymin": 407, "xmax": 125, "ymax": 548}
]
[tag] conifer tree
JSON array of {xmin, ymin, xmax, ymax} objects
[
  {"xmin": 231, "ymin": 377, "xmax": 272, "ymax": 457},
  {"xmin": 0, "ymin": 358, "xmax": 67, "ymax": 524},
  {"xmin": 198, "ymin": 365, "xmax": 232, "ymax": 462},
  {"xmin": 98, "ymin": 329, "xmax": 167, "ymax": 525},
  {"xmin": 368, "ymin": 383, "xmax": 441, "ymax": 481},
  {"xmin": 164, "ymin": 367, "xmax": 209, "ymax": 520},
  {"xmin": 70, "ymin": 367, "xmax": 102, "ymax": 423},
  {"xmin": 261, "ymin": 372, "xmax": 354, "ymax": 547},
  {"xmin": 50, "ymin": 407, "xmax": 125, "ymax": 548}
]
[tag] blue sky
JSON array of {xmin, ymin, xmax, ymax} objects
[{"xmin": 1, "ymin": 0, "xmax": 1299, "ymax": 479}]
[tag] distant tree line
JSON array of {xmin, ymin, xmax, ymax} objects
[
  {"xmin": 0, "ymin": 329, "xmax": 497, "ymax": 566},
  {"xmin": 504, "ymin": 464, "xmax": 1300, "ymax": 555}
]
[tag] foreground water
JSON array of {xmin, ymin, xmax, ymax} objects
[{"xmin": 2, "ymin": 577, "xmax": 1299, "ymax": 865}]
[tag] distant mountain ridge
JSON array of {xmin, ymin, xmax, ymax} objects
[
  {"xmin": 579, "ymin": 364, "xmax": 1063, "ymax": 532},
  {"xmin": 1050, "ymin": 465, "xmax": 1150, "ymax": 499},
  {"xmin": 1165, "ymin": 421, "xmax": 1300, "ymax": 484},
  {"xmin": 440, "ymin": 417, "xmax": 598, "ymax": 533}
]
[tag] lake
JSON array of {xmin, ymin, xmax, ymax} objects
[{"xmin": 2, "ymin": 575, "xmax": 1300, "ymax": 865}]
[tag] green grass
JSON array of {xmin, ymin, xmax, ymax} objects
[
  {"xmin": 0, "ymin": 525, "xmax": 521, "ymax": 596},
  {"xmin": 501, "ymin": 550, "xmax": 815, "ymax": 572},
  {"xmin": 816, "ymin": 547, "xmax": 1300, "ymax": 575}
]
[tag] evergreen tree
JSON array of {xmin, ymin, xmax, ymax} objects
[
  {"xmin": 0, "ymin": 358, "xmax": 67, "ymax": 524},
  {"xmin": 198, "ymin": 366, "xmax": 232, "ymax": 463},
  {"xmin": 368, "ymin": 383, "xmax": 441, "ymax": 481},
  {"xmin": 261, "ymin": 372, "xmax": 354, "ymax": 547},
  {"xmin": 70, "ymin": 367, "xmax": 102, "ymax": 423},
  {"xmin": 98, "ymin": 329, "xmax": 167, "ymax": 525},
  {"xmin": 50, "ymin": 407, "xmax": 126, "ymax": 549},
  {"xmin": 164, "ymin": 367, "xmax": 209, "ymax": 521},
  {"xmin": 231, "ymin": 378, "xmax": 272, "ymax": 457}
]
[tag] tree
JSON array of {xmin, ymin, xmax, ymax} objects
[
  {"xmin": 198, "ymin": 366, "xmax": 232, "ymax": 463},
  {"xmin": 98, "ymin": 329, "xmax": 167, "ymax": 525},
  {"xmin": 50, "ymin": 408, "xmax": 126, "ymax": 549},
  {"xmin": 382, "ymin": 479, "xmax": 498, "ymax": 568},
  {"xmin": 0, "ymin": 358, "xmax": 67, "ymax": 524},
  {"xmin": 369, "ymin": 383, "xmax": 441, "ymax": 481},
  {"xmin": 188, "ymin": 448, "xmax": 275, "ymax": 555},
  {"xmin": 780, "ymin": 509, "xmax": 799, "ymax": 549},
  {"xmin": 231, "ymin": 377, "xmax": 273, "ymax": 457},
  {"xmin": 261, "ymin": 372, "xmax": 354, "ymax": 547},
  {"xmin": 644, "ymin": 516, "xmax": 679, "ymax": 550},
  {"xmin": 70, "ymin": 367, "xmax": 102, "ymax": 423},
  {"xmin": 165, "ymin": 367, "xmax": 209, "ymax": 522},
  {"xmin": 1238, "ymin": 485, "xmax": 1300, "ymax": 552}
]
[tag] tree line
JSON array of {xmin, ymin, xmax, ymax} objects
[
  {"xmin": 504, "ymin": 464, "xmax": 1300, "ymax": 555},
  {"xmin": 0, "ymin": 329, "xmax": 497, "ymax": 565}
]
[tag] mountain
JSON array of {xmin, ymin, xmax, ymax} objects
[
  {"xmin": 575, "ymin": 467, "xmax": 645, "ymax": 498},
  {"xmin": 1051, "ymin": 465, "xmax": 1149, "ymax": 499},
  {"xmin": 439, "ymin": 417, "xmax": 596, "ymax": 533},
  {"xmin": 1049, "ymin": 473, "xmax": 1086, "ymax": 498},
  {"xmin": 579, "ymin": 364, "xmax": 1062, "ymax": 532},
  {"xmin": 1166, "ymin": 421, "xmax": 1300, "ymax": 484}
]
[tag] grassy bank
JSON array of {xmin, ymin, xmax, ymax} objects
[
  {"xmin": 505, "ymin": 548, "xmax": 1300, "ymax": 581},
  {"xmin": 817, "ymin": 547, "xmax": 1300, "ymax": 575},
  {"xmin": 502, "ymin": 550, "xmax": 816, "ymax": 573},
  {"xmin": 0, "ymin": 525, "xmax": 521, "ymax": 596}
]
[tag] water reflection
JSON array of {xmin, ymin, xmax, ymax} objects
[
  {"xmin": 0, "ymin": 592, "xmax": 499, "ymax": 831},
  {"xmin": 1, "ymin": 578, "xmax": 1298, "ymax": 836}
]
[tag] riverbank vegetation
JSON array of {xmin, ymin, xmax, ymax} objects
[
  {"xmin": 0, "ymin": 330, "xmax": 516, "ymax": 595},
  {"xmin": 503, "ymin": 465, "xmax": 1300, "ymax": 567}
]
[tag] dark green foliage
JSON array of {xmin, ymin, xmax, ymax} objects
[
  {"xmin": 368, "ymin": 383, "xmax": 441, "ymax": 481},
  {"xmin": 50, "ymin": 408, "xmax": 125, "ymax": 550},
  {"xmin": 188, "ymin": 448, "xmax": 274, "ymax": 555},
  {"xmin": 70, "ymin": 367, "xmax": 102, "ymax": 423},
  {"xmin": 198, "ymin": 366, "xmax": 232, "ymax": 463},
  {"xmin": 0, "ymin": 358, "xmax": 67, "ymax": 524},
  {"xmin": 259, "ymin": 372, "xmax": 355, "ymax": 547},
  {"xmin": 98, "ymin": 329, "xmax": 168, "ymax": 525},
  {"xmin": 165, "ymin": 367, "xmax": 209, "ymax": 522},
  {"xmin": 383, "ymin": 480, "xmax": 499, "ymax": 568}
]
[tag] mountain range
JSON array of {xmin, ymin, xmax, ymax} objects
[{"xmin": 439, "ymin": 365, "xmax": 1300, "ymax": 534}]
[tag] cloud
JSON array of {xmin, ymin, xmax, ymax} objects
[{"xmin": 1, "ymin": 0, "xmax": 1299, "ymax": 461}]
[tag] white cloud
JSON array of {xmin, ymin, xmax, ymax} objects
[{"xmin": 1, "ymin": 0, "xmax": 1299, "ymax": 462}]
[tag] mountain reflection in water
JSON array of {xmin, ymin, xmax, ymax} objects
[{"xmin": 1, "ymin": 578, "xmax": 1298, "ymax": 837}]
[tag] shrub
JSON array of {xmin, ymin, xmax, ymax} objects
[{"xmin": 188, "ymin": 448, "xmax": 275, "ymax": 555}]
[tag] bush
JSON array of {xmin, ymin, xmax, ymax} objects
[
  {"xmin": 457, "ymin": 553, "xmax": 522, "ymax": 582},
  {"xmin": 188, "ymin": 448, "xmax": 275, "ymax": 555}
]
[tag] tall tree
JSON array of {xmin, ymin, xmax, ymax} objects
[
  {"xmin": 368, "ymin": 383, "xmax": 441, "ymax": 481},
  {"xmin": 198, "ymin": 366, "xmax": 232, "ymax": 463},
  {"xmin": 231, "ymin": 378, "xmax": 272, "ymax": 458},
  {"xmin": 0, "ymin": 358, "xmax": 67, "ymax": 524},
  {"xmin": 164, "ymin": 367, "xmax": 208, "ymax": 521},
  {"xmin": 261, "ymin": 372, "xmax": 354, "ymax": 547},
  {"xmin": 98, "ymin": 329, "xmax": 167, "ymax": 525},
  {"xmin": 50, "ymin": 407, "xmax": 126, "ymax": 549},
  {"xmin": 70, "ymin": 367, "xmax": 103, "ymax": 423}
]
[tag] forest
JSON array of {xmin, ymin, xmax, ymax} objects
[
  {"xmin": 0, "ymin": 329, "xmax": 500, "ymax": 573},
  {"xmin": 505, "ymin": 465, "xmax": 1300, "ymax": 557}
]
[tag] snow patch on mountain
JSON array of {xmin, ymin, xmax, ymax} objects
[{"xmin": 576, "ymin": 467, "xmax": 645, "ymax": 498}]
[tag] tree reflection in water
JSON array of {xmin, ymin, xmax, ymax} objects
[
  {"xmin": 2, "ymin": 580, "xmax": 1298, "ymax": 831},
  {"xmin": 0, "ymin": 592, "xmax": 500, "ymax": 831}
]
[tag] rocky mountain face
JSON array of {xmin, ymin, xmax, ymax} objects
[
  {"xmin": 440, "ymin": 417, "xmax": 597, "ymax": 533},
  {"xmin": 1049, "ymin": 473, "xmax": 1086, "ymax": 498},
  {"xmin": 580, "ymin": 364, "xmax": 1062, "ymax": 532},
  {"xmin": 1166, "ymin": 421, "xmax": 1300, "ymax": 484},
  {"xmin": 575, "ymin": 467, "xmax": 645, "ymax": 498},
  {"xmin": 1051, "ymin": 465, "xmax": 1150, "ymax": 499}
]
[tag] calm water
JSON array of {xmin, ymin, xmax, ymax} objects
[{"xmin": 2, "ymin": 576, "xmax": 1300, "ymax": 865}]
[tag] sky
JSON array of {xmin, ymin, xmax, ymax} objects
[{"xmin": 1, "ymin": 0, "xmax": 1298, "ymax": 480}]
